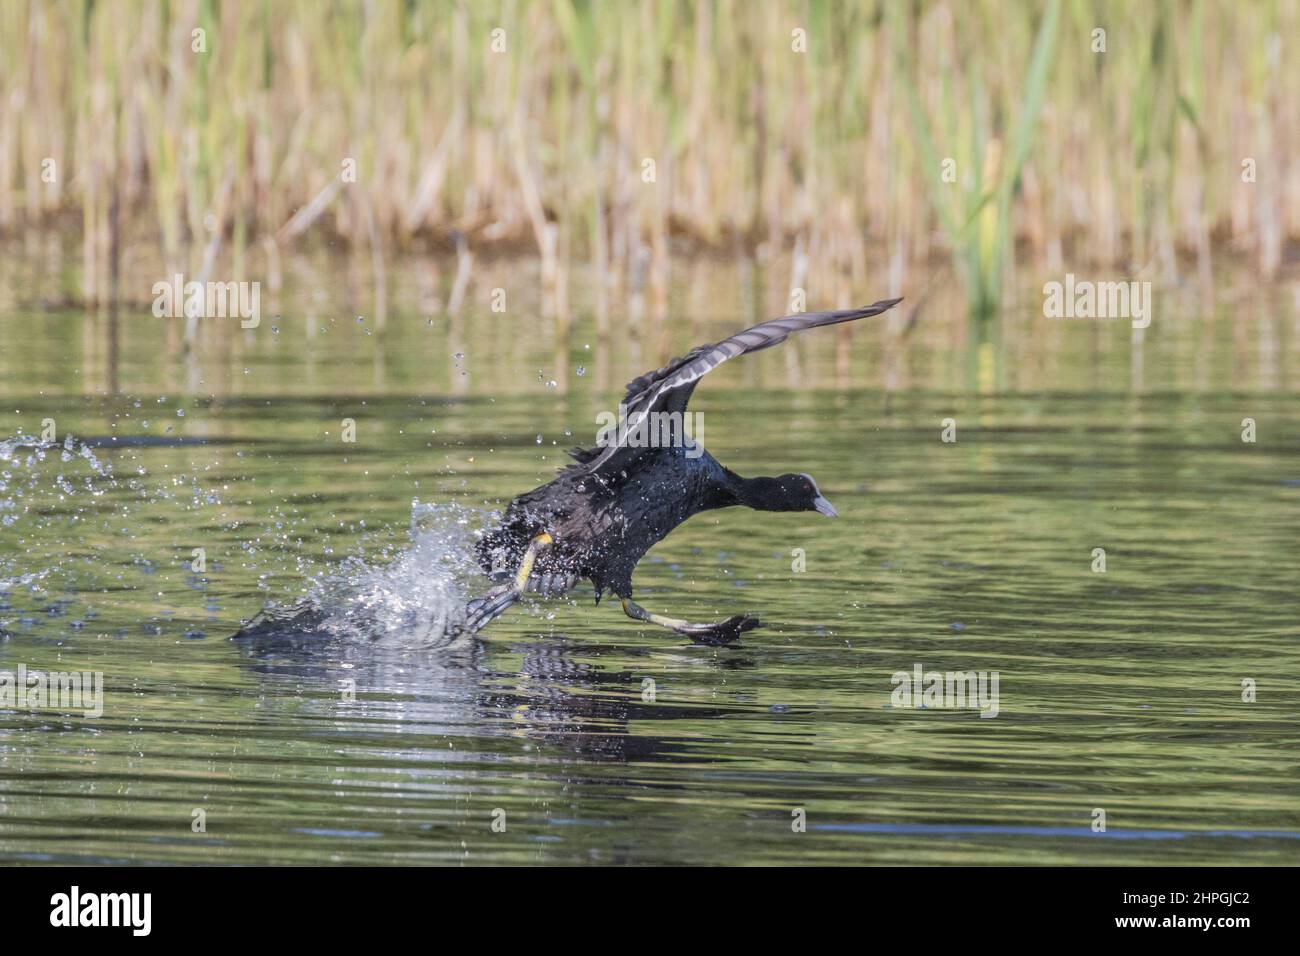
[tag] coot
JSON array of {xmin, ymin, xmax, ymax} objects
[{"xmin": 467, "ymin": 297, "xmax": 902, "ymax": 644}]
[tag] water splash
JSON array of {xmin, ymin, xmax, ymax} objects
[
  {"xmin": 0, "ymin": 434, "xmax": 112, "ymax": 528},
  {"xmin": 237, "ymin": 499, "xmax": 485, "ymax": 650},
  {"xmin": 1, "ymin": 428, "xmax": 495, "ymax": 648}
]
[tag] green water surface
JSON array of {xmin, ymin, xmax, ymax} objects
[{"xmin": 1, "ymin": 259, "xmax": 1297, "ymax": 865}]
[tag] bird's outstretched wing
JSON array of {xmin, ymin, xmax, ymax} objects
[{"xmin": 573, "ymin": 297, "xmax": 903, "ymax": 478}]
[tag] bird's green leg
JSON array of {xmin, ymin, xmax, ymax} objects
[
  {"xmin": 514, "ymin": 532, "xmax": 552, "ymax": 589},
  {"xmin": 619, "ymin": 596, "xmax": 761, "ymax": 646},
  {"xmin": 463, "ymin": 532, "xmax": 553, "ymax": 634}
]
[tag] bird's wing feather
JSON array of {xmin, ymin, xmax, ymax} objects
[{"xmin": 575, "ymin": 297, "xmax": 903, "ymax": 478}]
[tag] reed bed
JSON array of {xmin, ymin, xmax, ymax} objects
[{"xmin": 0, "ymin": 0, "xmax": 1296, "ymax": 311}]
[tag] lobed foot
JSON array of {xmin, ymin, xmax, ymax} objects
[
  {"xmin": 620, "ymin": 596, "xmax": 761, "ymax": 645},
  {"xmin": 462, "ymin": 584, "xmax": 519, "ymax": 634},
  {"xmin": 673, "ymin": 614, "xmax": 763, "ymax": 646}
]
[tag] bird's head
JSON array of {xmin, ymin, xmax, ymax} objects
[{"xmin": 749, "ymin": 473, "xmax": 838, "ymax": 516}]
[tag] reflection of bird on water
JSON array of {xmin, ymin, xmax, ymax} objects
[{"xmin": 232, "ymin": 621, "xmax": 753, "ymax": 764}]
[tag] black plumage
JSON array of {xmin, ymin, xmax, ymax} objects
[{"xmin": 467, "ymin": 297, "xmax": 903, "ymax": 643}]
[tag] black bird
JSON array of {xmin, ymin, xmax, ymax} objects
[{"xmin": 465, "ymin": 297, "xmax": 903, "ymax": 644}]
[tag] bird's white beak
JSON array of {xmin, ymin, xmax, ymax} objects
[{"xmin": 813, "ymin": 495, "xmax": 838, "ymax": 517}]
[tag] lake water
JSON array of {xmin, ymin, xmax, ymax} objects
[{"xmin": 1, "ymin": 250, "xmax": 1298, "ymax": 864}]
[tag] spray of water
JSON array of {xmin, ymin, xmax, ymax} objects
[
  {"xmin": 1, "ymin": 430, "xmax": 490, "ymax": 647},
  {"xmin": 273, "ymin": 499, "xmax": 483, "ymax": 649},
  {"xmin": 0, "ymin": 434, "xmax": 113, "ymax": 529}
]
